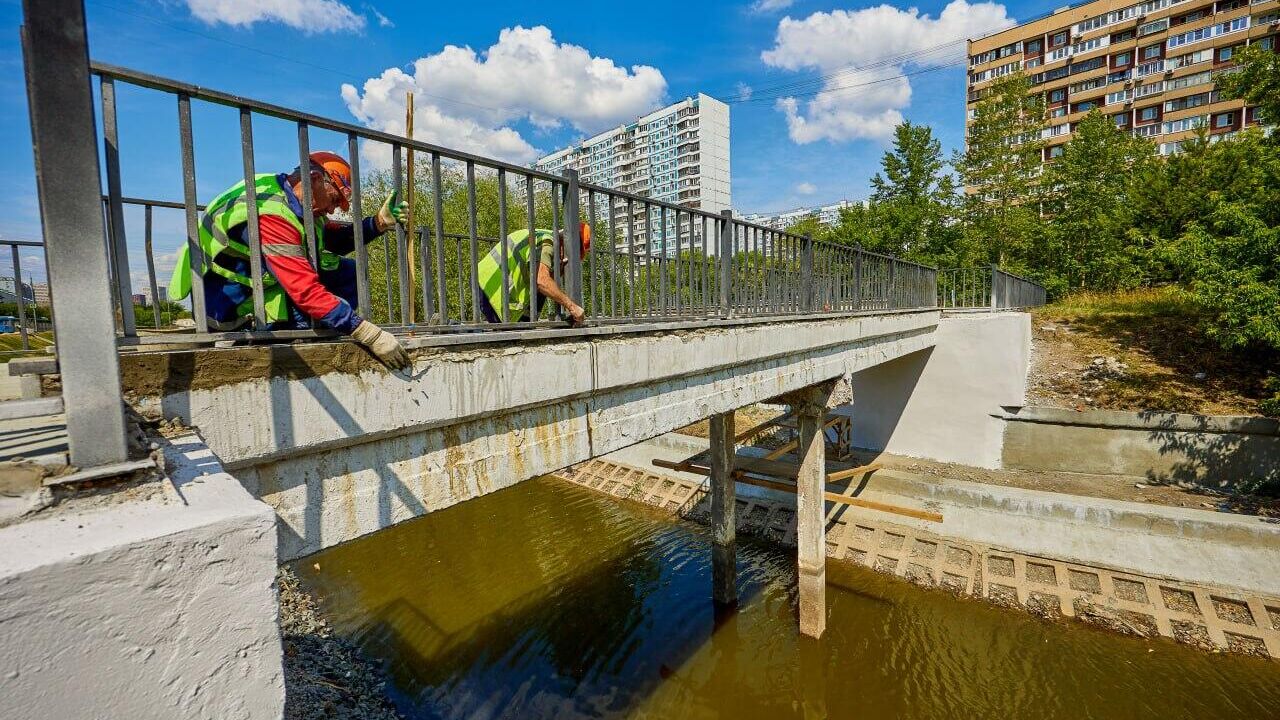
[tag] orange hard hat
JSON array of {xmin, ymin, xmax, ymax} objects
[
  {"xmin": 580, "ymin": 222, "xmax": 592, "ymax": 253},
  {"xmin": 309, "ymin": 150, "xmax": 352, "ymax": 210}
]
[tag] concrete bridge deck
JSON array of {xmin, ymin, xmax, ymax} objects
[{"xmin": 126, "ymin": 309, "xmax": 939, "ymax": 559}]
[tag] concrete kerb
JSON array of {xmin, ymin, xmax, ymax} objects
[{"xmin": 0, "ymin": 431, "xmax": 283, "ymax": 719}]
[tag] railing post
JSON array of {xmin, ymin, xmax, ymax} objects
[
  {"xmin": 564, "ymin": 169, "xmax": 583, "ymax": 307},
  {"xmin": 20, "ymin": 0, "xmax": 129, "ymax": 467},
  {"xmin": 718, "ymin": 210, "xmax": 733, "ymax": 318},
  {"xmin": 800, "ymin": 234, "xmax": 814, "ymax": 312},
  {"xmin": 989, "ymin": 264, "xmax": 999, "ymax": 310},
  {"xmin": 853, "ymin": 245, "xmax": 863, "ymax": 311}
]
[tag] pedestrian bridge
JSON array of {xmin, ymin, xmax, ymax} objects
[{"xmin": 126, "ymin": 310, "xmax": 939, "ymax": 560}]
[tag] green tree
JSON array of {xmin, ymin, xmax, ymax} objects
[
  {"xmin": 868, "ymin": 121, "xmax": 959, "ymax": 264},
  {"xmin": 1038, "ymin": 110, "xmax": 1155, "ymax": 292},
  {"xmin": 953, "ymin": 72, "xmax": 1046, "ymax": 269},
  {"xmin": 1215, "ymin": 44, "xmax": 1280, "ymax": 133}
]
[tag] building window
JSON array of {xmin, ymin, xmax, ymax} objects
[
  {"xmin": 1112, "ymin": 29, "xmax": 1136, "ymax": 42},
  {"xmin": 1142, "ymin": 43, "xmax": 1163, "ymax": 60},
  {"xmin": 1049, "ymin": 88, "xmax": 1066, "ymax": 103},
  {"xmin": 1114, "ymin": 51, "xmax": 1132, "ymax": 66},
  {"xmin": 1026, "ymin": 39, "xmax": 1043, "ymax": 53},
  {"xmin": 1048, "ymin": 145, "xmax": 1065, "ymax": 158},
  {"xmin": 1114, "ymin": 113, "xmax": 1130, "ymax": 127},
  {"xmin": 1139, "ymin": 105, "xmax": 1160, "ymax": 121},
  {"xmin": 1217, "ymin": 45, "xmax": 1237, "ymax": 62},
  {"xmin": 1051, "ymin": 30, "xmax": 1069, "ymax": 47},
  {"xmin": 1050, "ymin": 106, "xmax": 1068, "ymax": 117},
  {"xmin": 1214, "ymin": 111, "xmax": 1234, "ymax": 128}
]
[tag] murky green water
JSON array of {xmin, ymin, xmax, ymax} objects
[{"xmin": 295, "ymin": 477, "xmax": 1280, "ymax": 720}]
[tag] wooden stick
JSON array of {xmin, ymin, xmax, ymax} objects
[
  {"xmin": 733, "ymin": 474, "xmax": 943, "ymax": 523},
  {"xmin": 651, "ymin": 458, "xmax": 940, "ymax": 523},
  {"xmin": 405, "ymin": 92, "xmax": 416, "ymax": 326},
  {"xmin": 825, "ymin": 463, "xmax": 883, "ymax": 483}
]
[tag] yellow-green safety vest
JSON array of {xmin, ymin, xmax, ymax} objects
[
  {"xmin": 168, "ymin": 173, "xmax": 340, "ymax": 324},
  {"xmin": 477, "ymin": 228, "xmax": 553, "ymax": 318}
]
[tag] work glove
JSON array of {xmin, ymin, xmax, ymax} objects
[
  {"xmin": 376, "ymin": 191, "xmax": 410, "ymax": 232},
  {"xmin": 352, "ymin": 320, "xmax": 411, "ymax": 371}
]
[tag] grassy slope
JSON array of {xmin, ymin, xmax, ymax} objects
[{"xmin": 1029, "ymin": 288, "xmax": 1274, "ymax": 416}]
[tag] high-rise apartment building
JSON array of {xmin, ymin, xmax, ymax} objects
[
  {"xmin": 967, "ymin": 0, "xmax": 1277, "ymax": 158},
  {"xmin": 742, "ymin": 200, "xmax": 862, "ymax": 231},
  {"xmin": 534, "ymin": 94, "xmax": 730, "ymax": 252}
]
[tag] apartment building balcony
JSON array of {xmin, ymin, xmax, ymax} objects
[{"xmin": 677, "ymin": 153, "xmax": 700, "ymax": 167}]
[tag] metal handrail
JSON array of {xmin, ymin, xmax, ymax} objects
[{"xmin": 87, "ymin": 61, "xmax": 941, "ymax": 344}]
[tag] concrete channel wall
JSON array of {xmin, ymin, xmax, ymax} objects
[
  {"xmin": 126, "ymin": 312, "xmax": 939, "ymax": 560},
  {"xmin": 0, "ymin": 433, "xmax": 284, "ymax": 719},
  {"xmin": 1002, "ymin": 407, "xmax": 1280, "ymax": 491},
  {"xmin": 565, "ymin": 434, "xmax": 1280, "ymax": 658},
  {"xmin": 847, "ymin": 312, "xmax": 1031, "ymax": 469}
]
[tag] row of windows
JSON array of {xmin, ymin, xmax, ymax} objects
[
  {"xmin": 970, "ymin": 0, "xmax": 1269, "ymax": 69},
  {"xmin": 1167, "ymin": 15, "xmax": 1250, "ymax": 48}
]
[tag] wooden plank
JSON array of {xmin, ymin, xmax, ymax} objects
[
  {"xmin": 826, "ymin": 463, "xmax": 883, "ymax": 483},
  {"xmin": 733, "ymin": 474, "xmax": 943, "ymax": 523},
  {"xmin": 653, "ymin": 457, "xmax": 941, "ymax": 523}
]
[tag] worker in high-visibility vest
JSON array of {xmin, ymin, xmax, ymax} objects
[
  {"xmin": 169, "ymin": 151, "xmax": 410, "ymax": 369},
  {"xmin": 476, "ymin": 224, "xmax": 590, "ymax": 325}
]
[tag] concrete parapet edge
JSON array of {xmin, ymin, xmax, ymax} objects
[{"xmin": 0, "ymin": 432, "xmax": 284, "ymax": 720}]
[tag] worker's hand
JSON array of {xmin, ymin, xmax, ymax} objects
[
  {"xmin": 351, "ymin": 320, "xmax": 411, "ymax": 371},
  {"xmin": 566, "ymin": 303, "xmax": 586, "ymax": 327},
  {"xmin": 376, "ymin": 191, "xmax": 409, "ymax": 232}
]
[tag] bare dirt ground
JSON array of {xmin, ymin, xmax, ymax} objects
[{"xmin": 1025, "ymin": 289, "xmax": 1274, "ymax": 416}]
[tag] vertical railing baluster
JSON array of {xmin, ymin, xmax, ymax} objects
[
  {"xmin": 526, "ymin": 175, "xmax": 539, "ymax": 323},
  {"xmin": 588, "ymin": 188, "xmax": 598, "ymax": 316},
  {"xmin": 177, "ymin": 93, "xmax": 208, "ymax": 333},
  {"xmin": 144, "ymin": 205, "xmax": 162, "ymax": 329},
  {"xmin": 10, "ymin": 245, "xmax": 28, "ymax": 350},
  {"xmin": 627, "ymin": 199, "xmax": 636, "ymax": 316},
  {"xmin": 467, "ymin": 161, "xmax": 480, "ymax": 323},
  {"xmin": 563, "ymin": 170, "xmax": 582, "ymax": 309},
  {"xmin": 497, "ymin": 168, "xmax": 510, "ymax": 324},
  {"xmin": 295, "ymin": 122, "xmax": 319, "ymax": 327},
  {"xmin": 432, "ymin": 154, "xmax": 447, "ymax": 321},
  {"xmin": 659, "ymin": 205, "xmax": 668, "ymax": 317},
  {"xmin": 239, "ymin": 108, "xmax": 267, "ymax": 327},
  {"xmin": 99, "ymin": 76, "xmax": 136, "ymax": 336},
  {"xmin": 348, "ymin": 133, "xmax": 371, "ymax": 318}
]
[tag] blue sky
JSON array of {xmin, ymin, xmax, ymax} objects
[{"xmin": 0, "ymin": 0, "xmax": 1064, "ymax": 285}]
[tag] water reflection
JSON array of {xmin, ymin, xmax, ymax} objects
[{"xmin": 297, "ymin": 477, "xmax": 1280, "ymax": 720}]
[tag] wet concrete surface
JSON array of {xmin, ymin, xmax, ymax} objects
[{"xmin": 295, "ymin": 476, "xmax": 1280, "ymax": 720}]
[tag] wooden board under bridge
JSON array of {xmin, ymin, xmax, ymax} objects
[{"xmin": 652, "ymin": 453, "xmax": 943, "ymax": 524}]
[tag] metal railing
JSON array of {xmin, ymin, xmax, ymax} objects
[
  {"xmin": 0, "ymin": 240, "xmax": 47, "ymax": 353},
  {"xmin": 87, "ymin": 60, "xmax": 940, "ymax": 346},
  {"xmin": 938, "ymin": 265, "xmax": 1048, "ymax": 309}
]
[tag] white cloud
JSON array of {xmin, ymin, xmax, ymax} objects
[
  {"xmin": 342, "ymin": 26, "xmax": 667, "ymax": 165},
  {"xmin": 762, "ymin": 0, "xmax": 1014, "ymax": 144},
  {"xmin": 366, "ymin": 4, "xmax": 393, "ymax": 27},
  {"xmin": 182, "ymin": 0, "xmax": 366, "ymax": 32},
  {"xmin": 795, "ymin": 181, "xmax": 817, "ymax": 194},
  {"xmin": 750, "ymin": 0, "xmax": 795, "ymax": 13},
  {"xmin": 735, "ymin": 81, "xmax": 754, "ymax": 100}
]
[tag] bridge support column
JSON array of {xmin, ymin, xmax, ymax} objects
[
  {"xmin": 795, "ymin": 388, "xmax": 828, "ymax": 638},
  {"xmin": 709, "ymin": 409, "xmax": 737, "ymax": 606}
]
